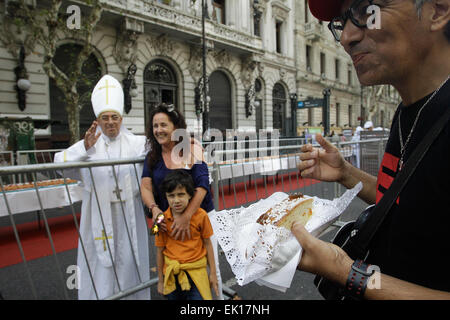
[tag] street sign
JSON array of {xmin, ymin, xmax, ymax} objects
[{"xmin": 297, "ymin": 98, "xmax": 323, "ymax": 108}]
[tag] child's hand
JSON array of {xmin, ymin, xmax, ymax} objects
[
  {"xmin": 209, "ymin": 273, "xmax": 219, "ymax": 297},
  {"xmin": 157, "ymin": 279, "xmax": 164, "ymax": 295},
  {"xmin": 151, "ymin": 212, "xmax": 167, "ymax": 235}
]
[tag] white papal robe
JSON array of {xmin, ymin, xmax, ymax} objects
[{"xmin": 54, "ymin": 130, "xmax": 150, "ymax": 300}]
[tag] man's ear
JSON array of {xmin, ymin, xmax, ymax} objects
[{"xmin": 428, "ymin": 0, "xmax": 450, "ymax": 32}]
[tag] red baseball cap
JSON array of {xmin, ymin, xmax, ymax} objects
[{"xmin": 308, "ymin": 0, "xmax": 345, "ymax": 21}]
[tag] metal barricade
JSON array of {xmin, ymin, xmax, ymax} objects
[
  {"xmin": 209, "ymin": 138, "xmax": 387, "ymax": 212},
  {"xmin": 16, "ymin": 149, "xmax": 64, "ymax": 183},
  {"xmin": 0, "ymin": 137, "xmax": 387, "ymax": 300},
  {"xmin": 0, "ymin": 158, "xmax": 156, "ymax": 300}
]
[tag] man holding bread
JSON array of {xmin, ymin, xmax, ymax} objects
[{"xmin": 294, "ymin": 0, "xmax": 450, "ymax": 299}]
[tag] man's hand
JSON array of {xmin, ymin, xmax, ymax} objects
[
  {"xmin": 291, "ymin": 221, "xmax": 353, "ymax": 286},
  {"xmin": 297, "ymin": 133, "xmax": 346, "ymax": 183},
  {"xmin": 171, "ymin": 212, "xmax": 191, "ymax": 241},
  {"xmin": 84, "ymin": 121, "xmax": 101, "ymax": 151}
]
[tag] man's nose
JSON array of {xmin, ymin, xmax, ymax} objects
[{"xmin": 340, "ymin": 19, "xmax": 364, "ymax": 52}]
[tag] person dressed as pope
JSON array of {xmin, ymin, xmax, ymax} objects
[{"xmin": 54, "ymin": 74, "xmax": 150, "ymax": 300}]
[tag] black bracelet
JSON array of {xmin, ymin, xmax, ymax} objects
[{"xmin": 345, "ymin": 259, "xmax": 373, "ymax": 300}]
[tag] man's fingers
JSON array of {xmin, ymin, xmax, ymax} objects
[
  {"xmin": 291, "ymin": 221, "xmax": 315, "ymax": 251},
  {"xmin": 300, "ymin": 166, "xmax": 315, "ymax": 178},
  {"xmin": 297, "ymin": 159, "xmax": 314, "ymax": 173},
  {"xmin": 315, "ymin": 134, "xmax": 336, "ymax": 153},
  {"xmin": 300, "ymin": 144, "xmax": 313, "ymax": 153},
  {"xmin": 299, "ymin": 149, "xmax": 318, "ymax": 161}
]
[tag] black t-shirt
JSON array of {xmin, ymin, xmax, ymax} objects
[{"xmin": 367, "ymin": 80, "xmax": 450, "ymax": 292}]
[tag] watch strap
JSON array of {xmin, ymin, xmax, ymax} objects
[{"xmin": 345, "ymin": 259, "xmax": 373, "ymax": 300}]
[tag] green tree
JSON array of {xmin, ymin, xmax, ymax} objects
[{"xmin": 0, "ymin": 0, "xmax": 103, "ymax": 145}]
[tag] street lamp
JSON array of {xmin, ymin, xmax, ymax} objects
[
  {"xmin": 322, "ymin": 88, "xmax": 331, "ymax": 136},
  {"xmin": 14, "ymin": 46, "xmax": 31, "ymax": 111},
  {"xmin": 290, "ymin": 93, "xmax": 297, "ymax": 136},
  {"xmin": 201, "ymin": 0, "xmax": 210, "ymax": 137},
  {"xmin": 123, "ymin": 63, "xmax": 138, "ymax": 114}
]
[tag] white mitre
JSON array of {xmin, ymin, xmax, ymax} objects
[{"xmin": 91, "ymin": 74, "xmax": 124, "ymax": 118}]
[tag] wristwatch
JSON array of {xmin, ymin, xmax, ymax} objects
[
  {"xmin": 345, "ymin": 259, "xmax": 374, "ymax": 300},
  {"xmin": 149, "ymin": 203, "xmax": 159, "ymax": 212}
]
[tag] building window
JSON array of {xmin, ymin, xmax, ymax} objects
[
  {"xmin": 144, "ymin": 59, "xmax": 178, "ymax": 128},
  {"xmin": 335, "ymin": 58, "xmax": 340, "ymax": 81},
  {"xmin": 212, "ymin": 0, "xmax": 225, "ymax": 24},
  {"xmin": 320, "ymin": 52, "xmax": 326, "ymax": 77},
  {"xmin": 276, "ymin": 21, "xmax": 283, "ymax": 54},
  {"xmin": 306, "ymin": 45, "xmax": 312, "ymax": 71},
  {"xmin": 273, "ymin": 83, "xmax": 287, "ymax": 135}
]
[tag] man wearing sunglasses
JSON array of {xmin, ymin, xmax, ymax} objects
[{"xmin": 294, "ymin": 0, "xmax": 450, "ymax": 299}]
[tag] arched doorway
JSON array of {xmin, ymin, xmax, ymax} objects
[
  {"xmin": 209, "ymin": 70, "xmax": 232, "ymax": 133},
  {"xmin": 49, "ymin": 43, "xmax": 102, "ymax": 148},
  {"xmin": 272, "ymin": 82, "xmax": 286, "ymax": 136},
  {"xmin": 144, "ymin": 59, "xmax": 178, "ymax": 128}
]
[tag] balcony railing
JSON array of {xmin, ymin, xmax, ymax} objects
[
  {"xmin": 103, "ymin": 0, "xmax": 261, "ymax": 52},
  {"xmin": 304, "ymin": 21, "xmax": 323, "ymax": 41}
]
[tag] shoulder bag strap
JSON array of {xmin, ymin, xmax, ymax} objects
[{"xmin": 346, "ymin": 86, "xmax": 450, "ymax": 259}]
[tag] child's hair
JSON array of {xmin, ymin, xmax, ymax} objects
[{"xmin": 160, "ymin": 170, "xmax": 195, "ymax": 198}]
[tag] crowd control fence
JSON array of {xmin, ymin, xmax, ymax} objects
[{"xmin": 0, "ymin": 137, "xmax": 387, "ymax": 300}]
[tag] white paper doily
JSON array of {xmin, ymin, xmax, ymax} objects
[{"xmin": 209, "ymin": 182, "xmax": 362, "ymax": 289}]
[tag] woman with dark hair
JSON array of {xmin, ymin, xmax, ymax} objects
[{"xmin": 140, "ymin": 103, "xmax": 223, "ymax": 299}]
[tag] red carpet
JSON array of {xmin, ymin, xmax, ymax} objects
[
  {"xmin": 0, "ymin": 173, "xmax": 319, "ymax": 268},
  {"xmin": 0, "ymin": 214, "xmax": 81, "ymax": 268},
  {"xmin": 0, "ymin": 214, "xmax": 155, "ymax": 268}
]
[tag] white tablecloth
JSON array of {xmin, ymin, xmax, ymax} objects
[{"xmin": 0, "ymin": 183, "xmax": 84, "ymax": 217}]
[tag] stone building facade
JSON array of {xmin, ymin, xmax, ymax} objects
[{"xmin": 0, "ymin": 0, "xmax": 399, "ymax": 149}]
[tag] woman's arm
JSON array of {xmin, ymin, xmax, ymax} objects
[{"xmin": 140, "ymin": 177, "xmax": 164, "ymax": 221}]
